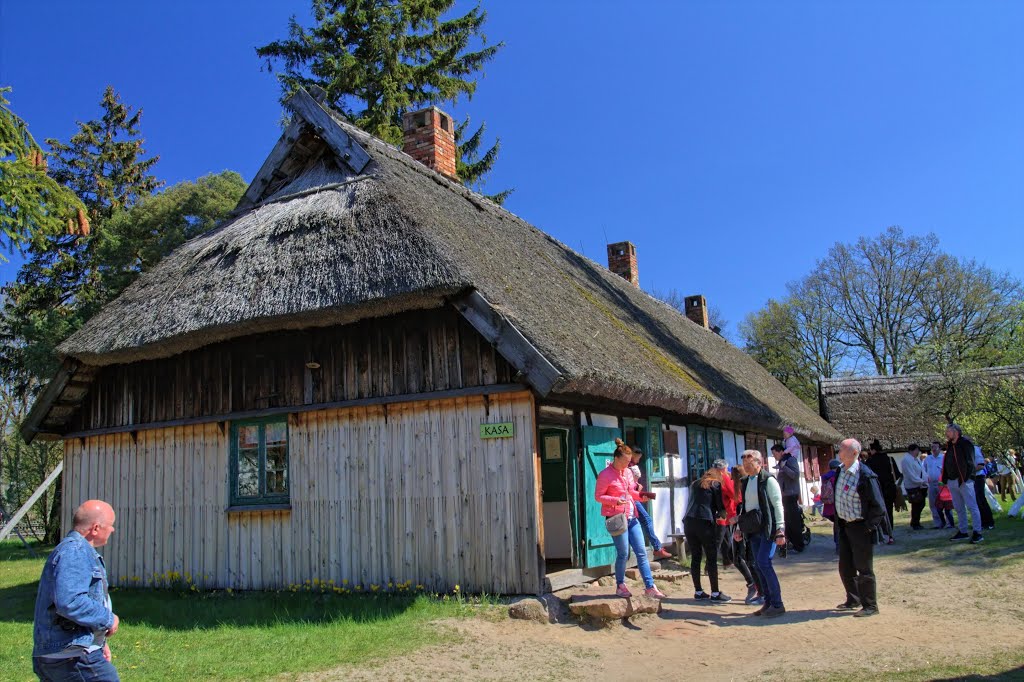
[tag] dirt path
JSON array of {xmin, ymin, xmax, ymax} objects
[{"xmin": 302, "ymin": 520, "xmax": 1024, "ymax": 681}]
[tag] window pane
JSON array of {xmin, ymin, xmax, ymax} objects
[
  {"xmin": 265, "ymin": 444, "xmax": 288, "ymax": 495},
  {"xmin": 266, "ymin": 422, "xmax": 287, "ymax": 446},
  {"xmin": 238, "ymin": 425, "xmax": 259, "ymax": 449},
  {"xmin": 237, "ymin": 448, "xmax": 259, "ymax": 497}
]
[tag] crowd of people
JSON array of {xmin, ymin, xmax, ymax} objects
[
  {"xmin": 592, "ymin": 422, "xmax": 1018, "ymax": 624},
  {"xmin": 28, "ymin": 424, "xmax": 1018, "ymax": 680}
]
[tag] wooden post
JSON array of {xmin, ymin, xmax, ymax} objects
[{"xmin": 0, "ymin": 461, "xmax": 64, "ymax": 542}]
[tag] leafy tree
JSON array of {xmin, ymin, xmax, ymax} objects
[
  {"xmin": 257, "ymin": 0, "xmax": 510, "ymax": 201},
  {"xmin": 0, "ymin": 87, "xmax": 84, "ymax": 258},
  {"xmin": 93, "ymin": 171, "xmax": 246, "ymax": 305},
  {"xmin": 742, "ymin": 227, "xmax": 1022, "ymax": 395}
]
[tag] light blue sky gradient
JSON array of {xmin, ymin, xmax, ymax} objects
[{"xmin": 2, "ymin": 1, "xmax": 1021, "ymax": 336}]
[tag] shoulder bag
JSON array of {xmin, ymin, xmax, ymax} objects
[{"xmin": 605, "ymin": 512, "xmax": 628, "ymax": 537}]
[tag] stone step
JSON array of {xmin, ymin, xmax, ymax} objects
[{"xmin": 568, "ymin": 594, "xmax": 662, "ymax": 623}]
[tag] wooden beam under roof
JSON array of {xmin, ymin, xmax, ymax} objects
[{"xmin": 283, "ymin": 87, "xmax": 371, "ymax": 175}]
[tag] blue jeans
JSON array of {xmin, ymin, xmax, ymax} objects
[
  {"xmin": 948, "ymin": 478, "xmax": 982, "ymax": 533},
  {"xmin": 34, "ymin": 648, "xmax": 120, "ymax": 682},
  {"xmin": 633, "ymin": 501, "xmax": 663, "ymax": 551},
  {"xmin": 612, "ymin": 518, "xmax": 655, "ymax": 589},
  {"xmin": 749, "ymin": 535, "xmax": 783, "ymax": 608},
  {"xmin": 927, "ymin": 482, "xmax": 942, "ymax": 526}
]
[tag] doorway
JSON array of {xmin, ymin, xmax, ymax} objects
[{"xmin": 539, "ymin": 426, "xmax": 576, "ymax": 571}]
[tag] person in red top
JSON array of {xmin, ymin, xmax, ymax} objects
[{"xmin": 716, "ymin": 460, "xmax": 760, "ymax": 604}]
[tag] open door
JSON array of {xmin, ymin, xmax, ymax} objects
[{"xmin": 581, "ymin": 425, "xmax": 622, "ymax": 567}]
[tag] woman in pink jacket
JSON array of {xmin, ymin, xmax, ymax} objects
[{"xmin": 595, "ymin": 438, "xmax": 665, "ymax": 599}]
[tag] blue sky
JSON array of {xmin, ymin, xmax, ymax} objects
[{"xmin": 2, "ymin": 1, "xmax": 1022, "ymax": 336}]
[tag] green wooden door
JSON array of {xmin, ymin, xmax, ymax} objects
[
  {"xmin": 581, "ymin": 425, "xmax": 622, "ymax": 567},
  {"xmin": 539, "ymin": 429, "xmax": 568, "ymax": 502}
]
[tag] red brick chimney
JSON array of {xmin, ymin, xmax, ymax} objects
[
  {"xmin": 685, "ymin": 294, "xmax": 709, "ymax": 329},
  {"xmin": 607, "ymin": 241, "xmax": 639, "ymax": 286},
  {"xmin": 402, "ymin": 106, "xmax": 458, "ymax": 180}
]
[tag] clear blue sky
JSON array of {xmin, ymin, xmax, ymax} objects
[{"xmin": 2, "ymin": 1, "xmax": 1022, "ymax": 336}]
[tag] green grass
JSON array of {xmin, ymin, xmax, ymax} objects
[{"xmin": 0, "ymin": 540, "xmax": 498, "ymax": 681}]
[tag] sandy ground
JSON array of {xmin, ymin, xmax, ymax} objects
[{"xmin": 298, "ymin": 519, "xmax": 1024, "ymax": 682}]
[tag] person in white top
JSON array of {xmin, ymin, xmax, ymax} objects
[
  {"xmin": 923, "ymin": 442, "xmax": 946, "ymax": 528},
  {"xmin": 900, "ymin": 444, "xmax": 927, "ymax": 530}
]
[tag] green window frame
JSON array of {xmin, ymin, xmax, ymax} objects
[{"xmin": 230, "ymin": 417, "xmax": 290, "ymax": 507}]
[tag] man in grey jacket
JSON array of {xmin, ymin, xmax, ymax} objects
[{"xmin": 772, "ymin": 439, "xmax": 805, "ymax": 553}]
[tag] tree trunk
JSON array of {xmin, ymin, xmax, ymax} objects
[{"xmin": 44, "ymin": 473, "xmax": 62, "ymax": 544}]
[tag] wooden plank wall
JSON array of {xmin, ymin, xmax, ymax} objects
[
  {"xmin": 73, "ymin": 307, "xmax": 515, "ymax": 432},
  {"xmin": 63, "ymin": 391, "xmax": 541, "ymax": 594}
]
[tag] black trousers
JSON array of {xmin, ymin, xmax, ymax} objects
[
  {"xmin": 684, "ymin": 518, "xmax": 719, "ymax": 593},
  {"xmin": 837, "ymin": 518, "xmax": 877, "ymax": 610},
  {"xmin": 715, "ymin": 523, "xmax": 734, "ymax": 565},
  {"xmin": 881, "ymin": 489, "xmax": 896, "ymax": 537},
  {"xmin": 907, "ymin": 488, "xmax": 926, "ymax": 528},
  {"xmin": 732, "ymin": 528, "xmax": 760, "ymax": 591},
  {"xmin": 782, "ymin": 494, "xmax": 805, "ymax": 551},
  {"xmin": 975, "ymin": 476, "xmax": 994, "ymax": 528}
]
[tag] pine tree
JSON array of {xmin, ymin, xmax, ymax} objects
[
  {"xmin": 0, "ymin": 87, "xmax": 84, "ymax": 257},
  {"xmin": 0, "ymin": 86, "xmax": 162, "ymax": 388},
  {"xmin": 258, "ymin": 0, "xmax": 511, "ymax": 201},
  {"xmin": 455, "ymin": 115, "xmax": 511, "ymax": 204}
]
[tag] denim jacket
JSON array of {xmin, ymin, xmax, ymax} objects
[{"xmin": 33, "ymin": 531, "xmax": 115, "ymax": 657}]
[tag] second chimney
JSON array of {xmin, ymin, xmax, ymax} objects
[
  {"xmin": 685, "ymin": 294, "xmax": 710, "ymax": 329},
  {"xmin": 402, "ymin": 106, "xmax": 458, "ymax": 180},
  {"xmin": 607, "ymin": 241, "xmax": 639, "ymax": 286}
]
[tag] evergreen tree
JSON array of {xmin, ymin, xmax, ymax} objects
[
  {"xmin": 455, "ymin": 115, "xmax": 511, "ymax": 204},
  {"xmin": 0, "ymin": 87, "xmax": 84, "ymax": 257},
  {"xmin": 258, "ymin": 0, "xmax": 510, "ymax": 201},
  {"xmin": 0, "ymin": 86, "xmax": 162, "ymax": 388}
]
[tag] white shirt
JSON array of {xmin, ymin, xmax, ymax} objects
[
  {"xmin": 901, "ymin": 453, "xmax": 926, "ymax": 488},
  {"xmin": 923, "ymin": 453, "xmax": 944, "ymax": 484},
  {"xmin": 783, "ymin": 435, "xmax": 802, "ymax": 459}
]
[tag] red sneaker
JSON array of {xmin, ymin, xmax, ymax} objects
[
  {"xmin": 653, "ymin": 549, "xmax": 672, "ymax": 560},
  {"xmin": 645, "ymin": 586, "xmax": 666, "ymax": 599},
  {"xmin": 616, "ymin": 583, "xmax": 632, "ymax": 598}
]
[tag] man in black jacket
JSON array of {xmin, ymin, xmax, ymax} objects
[
  {"xmin": 833, "ymin": 438, "xmax": 887, "ymax": 618},
  {"xmin": 942, "ymin": 423, "xmax": 984, "ymax": 543}
]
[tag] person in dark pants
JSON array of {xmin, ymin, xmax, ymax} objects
[
  {"xmin": 900, "ymin": 444, "xmax": 928, "ymax": 530},
  {"xmin": 973, "ymin": 446, "xmax": 995, "ymax": 530},
  {"xmin": 865, "ymin": 440, "xmax": 900, "ymax": 544},
  {"xmin": 834, "ymin": 438, "xmax": 887, "ymax": 618},
  {"xmin": 683, "ymin": 467, "xmax": 731, "ymax": 602},
  {"xmin": 771, "ymin": 440, "xmax": 804, "ymax": 554}
]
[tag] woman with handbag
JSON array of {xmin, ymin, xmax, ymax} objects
[
  {"xmin": 734, "ymin": 449, "xmax": 787, "ymax": 618},
  {"xmin": 684, "ymin": 467, "xmax": 731, "ymax": 602},
  {"xmin": 594, "ymin": 438, "xmax": 666, "ymax": 599}
]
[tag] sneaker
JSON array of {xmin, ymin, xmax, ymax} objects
[
  {"xmin": 778, "ymin": 545, "xmax": 788, "ymax": 559},
  {"xmin": 743, "ymin": 584, "xmax": 759, "ymax": 604},
  {"xmin": 886, "ymin": 536, "xmax": 895, "ymax": 545},
  {"xmin": 970, "ymin": 532, "xmax": 984, "ymax": 544},
  {"xmin": 949, "ymin": 531, "xmax": 969, "ymax": 541},
  {"xmin": 652, "ymin": 548, "xmax": 673, "ymax": 560},
  {"xmin": 644, "ymin": 586, "xmax": 666, "ymax": 599},
  {"xmin": 836, "ymin": 601, "xmax": 860, "ymax": 611},
  {"xmin": 854, "ymin": 607, "xmax": 879, "ymax": 618},
  {"xmin": 694, "ymin": 590, "xmax": 710, "ymax": 600},
  {"xmin": 615, "ymin": 583, "xmax": 632, "ymax": 598},
  {"xmin": 749, "ymin": 596, "xmax": 765, "ymax": 606},
  {"xmin": 710, "ymin": 592, "xmax": 732, "ymax": 603},
  {"xmin": 763, "ymin": 605, "xmax": 786, "ymax": 618},
  {"xmin": 750, "ymin": 604, "xmax": 767, "ymax": 616}
]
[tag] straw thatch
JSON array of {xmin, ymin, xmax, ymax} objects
[
  {"xmin": 47, "ymin": 99, "xmax": 840, "ymax": 443},
  {"xmin": 820, "ymin": 366, "xmax": 1024, "ymax": 452}
]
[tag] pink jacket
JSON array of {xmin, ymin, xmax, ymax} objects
[{"xmin": 595, "ymin": 465, "xmax": 643, "ymax": 518}]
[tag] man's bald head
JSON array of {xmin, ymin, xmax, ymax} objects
[{"xmin": 73, "ymin": 500, "xmax": 116, "ymax": 548}]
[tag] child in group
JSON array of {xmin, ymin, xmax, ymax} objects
[
  {"xmin": 936, "ymin": 483, "xmax": 956, "ymax": 529},
  {"xmin": 628, "ymin": 449, "xmax": 672, "ymax": 560},
  {"xmin": 810, "ymin": 485, "xmax": 822, "ymax": 517}
]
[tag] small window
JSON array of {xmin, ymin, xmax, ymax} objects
[
  {"xmin": 230, "ymin": 419, "xmax": 289, "ymax": 507},
  {"xmin": 439, "ymin": 114, "xmax": 451, "ymax": 132}
]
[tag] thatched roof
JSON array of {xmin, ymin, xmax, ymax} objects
[
  {"xmin": 820, "ymin": 366, "xmax": 1024, "ymax": 452},
  {"xmin": 28, "ymin": 89, "xmax": 841, "ymax": 444}
]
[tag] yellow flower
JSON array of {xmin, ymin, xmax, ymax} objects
[{"xmin": 342, "ymin": 579, "xmax": 349, "ymax": 585}]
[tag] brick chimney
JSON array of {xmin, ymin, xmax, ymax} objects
[
  {"xmin": 685, "ymin": 295, "xmax": 709, "ymax": 329},
  {"xmin": 402, "ymin": 106, "xmax": 458, "ymax": 180},
  {"xmin": 607, "ymin": 241, "xmax": 639, "ymax": 286}
]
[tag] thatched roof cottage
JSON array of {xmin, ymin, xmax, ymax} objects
[{"xmin": 24, "ymin": 88, "xmax": 840, "ymax": 593}]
